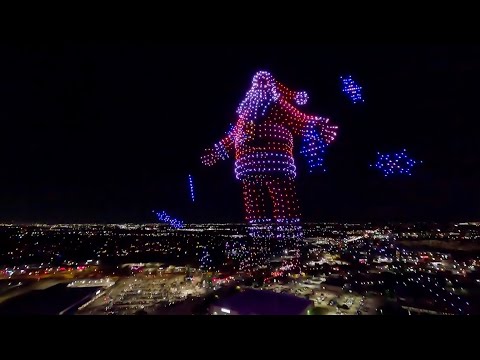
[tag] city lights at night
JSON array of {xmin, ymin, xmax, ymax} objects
[{"xmin": 1, "ymin": 44, "xmax": 479, "ymax": 318}]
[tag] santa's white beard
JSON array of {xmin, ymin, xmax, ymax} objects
[{"xmin": 236, "ymin": 89, "xmax": 278, "ymax": 122}]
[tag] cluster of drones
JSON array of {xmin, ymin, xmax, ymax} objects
[
  {"xmin": 152, "ymin": 210, "xmax": 184, "ymax": 229},
  {"xmin": 340, "ymin": 75, "xmax": 421, "ymax": 176},
  {"xmin": 155, "ymin": 73, "xmax": 421, "ymax": 228}
]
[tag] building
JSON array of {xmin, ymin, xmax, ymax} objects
[{"xmin": 210, "ymin": 288, "xmax": 313, "ymax": 315}]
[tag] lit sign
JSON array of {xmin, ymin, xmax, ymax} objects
[{"xmin": 220, "ymin": 308, "xmax": 231, "ymax": 314}]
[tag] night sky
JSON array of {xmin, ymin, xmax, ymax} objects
[{"xmin": 0, "ymin": 44, "xmax": 479, "ymax": 223}]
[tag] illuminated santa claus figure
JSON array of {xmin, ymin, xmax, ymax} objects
[{"xmin": 202, "ymin": 71, "xmax": 337, "ymax": 236}]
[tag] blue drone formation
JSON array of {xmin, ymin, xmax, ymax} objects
[
  {"xmin": 371, "ymin": 149, "xmax": 421, "ymax": 177},
  {"xmin": 300, "ymin": 129, "xmax": 328, "ymax": 173},
  {"xmin": 188, "ymin": 174, "xmax": 195, "ymax": 202},
  {"xmin": 153, "ymin": 210, "xmax": 184, "ymax": 229},
  {"xmin": 340, "ymin": 75, "xmax": 364, "ymax": 104}
]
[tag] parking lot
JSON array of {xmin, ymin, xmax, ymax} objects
[
  {"xmin": 263, "ymin": 282, "xmax": 381, "ymax": 315},
  {"xmin": 310, "ymin": 290, "xmax": 381, "ymax": 315},
  {"xmin": 78, "ymin": 273, "xmax": 206, "ymax": 315}
]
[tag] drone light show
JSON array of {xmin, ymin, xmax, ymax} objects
[
  {"xmin": 340, "ymin": 75, "xmax": 364, "ymax": 104},
  {"xmin": 201, "ymin": 70, "xmax": 338, "ymax": 226},
  {"xmin": 371, "ymin": 149, "xmax": 421, "ymax": 177},
  {"xmin": 300, "ymin": 129, "xmax": 328, "ymax": 173},
  {"xmin": 153, "ymin": 210, "xmax": 184, "ymax": 229},
  {"xmin": 188, "ymin": 174, "xmax": 195, "ymax": 202},
  {"xmin": 201, "ymin": 70, "xmax": 338, "ymax": 269}
]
